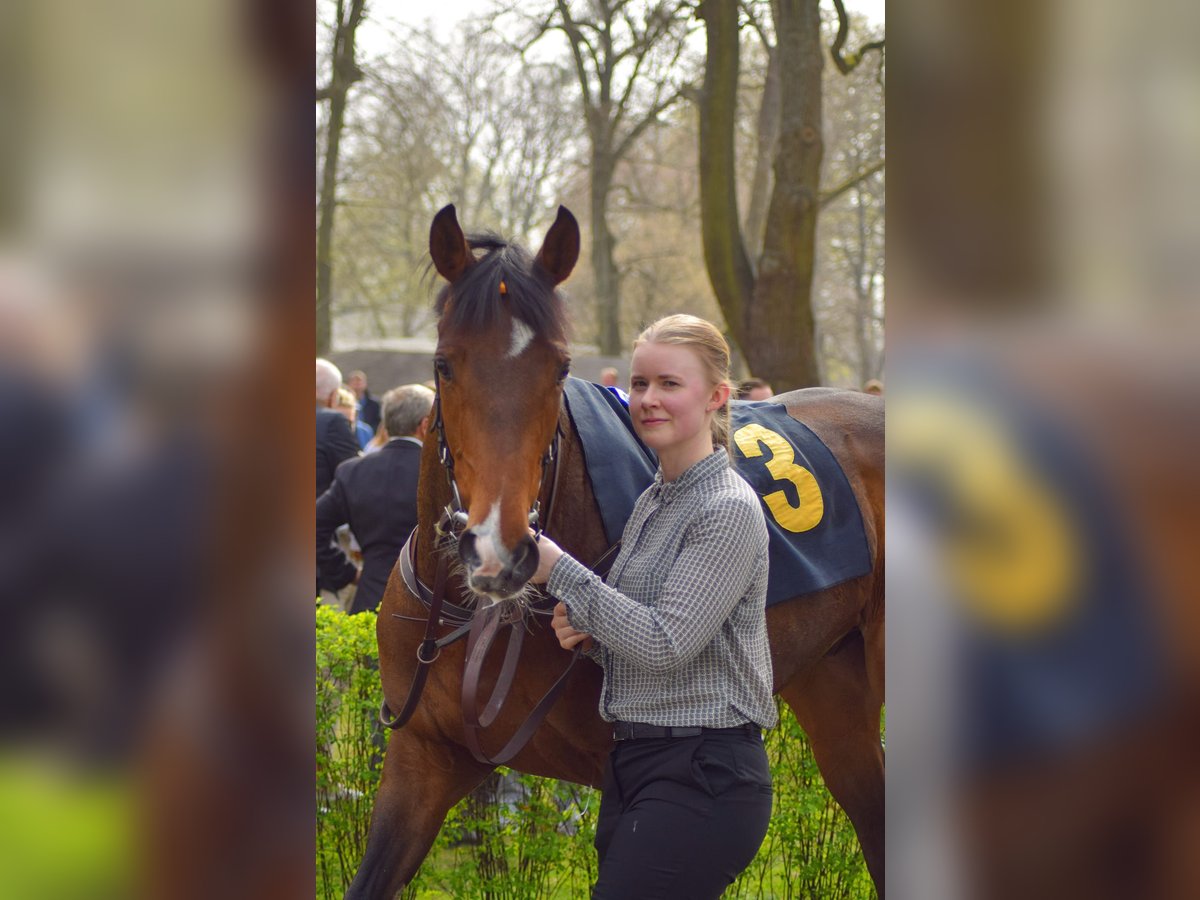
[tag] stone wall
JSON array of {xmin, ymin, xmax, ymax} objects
[{"xmin": 328, "ymin": 349, "xmax": 631, "ymax": 395}]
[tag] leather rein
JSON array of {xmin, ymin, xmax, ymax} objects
[{"xmin": 378, "ymin": 380, "xmax": 617, "ymax": 767}]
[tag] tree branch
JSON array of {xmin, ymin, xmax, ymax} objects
[
  {"xmin": 740, "ymin": 0, "xmax": 774, "ymax": 51},
  {"xmin": 819, "ymin": 158, "xmax": 884, "ymax": 208},
  {"xmin": 554, "ymin": 0, "xmax": 598, "ymax": 115},
  {"xmin": 828, "ymin": 0, "xmax": 884, "ymax": 75}
]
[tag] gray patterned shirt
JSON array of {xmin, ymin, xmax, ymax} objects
[{"xmin": 547, "ymin": 449, "xmax": 778, "ymax": 729}]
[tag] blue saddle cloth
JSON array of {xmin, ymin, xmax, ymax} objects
[
  {"xmin": 893, "ymin": 354, "xmax": 1165, "ymax": 769},
  {"xmin": 731, "ymin": 401, "xmax": 873, "ymax": 605},
  {"xmin": 562, "ymin": 378, "xmax": 657, "ymax": 546},
  {"xmin": 562, "ymin": 379, "xmax": 873, "ymax": 606}
]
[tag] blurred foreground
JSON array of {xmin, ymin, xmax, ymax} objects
[
  {"xmin": 887, "ymin": 0, "xmax": 1200, "ymax": 897},
  {"xmin": 1, "ymin": 1, "xmax": 313, "ymax": 897}
]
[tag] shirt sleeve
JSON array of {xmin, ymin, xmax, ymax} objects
[{"xmin": 547, "ymin": 494, "xmax": 766, "ymax": 676}]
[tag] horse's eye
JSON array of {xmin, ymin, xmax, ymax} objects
[
  {"xmin": 558, "ymin": 363, "xmax": 570, "ymax": 383},
  {"xmin": 434, "ymin": 357, "xmax": 452, "ymax": 382}
]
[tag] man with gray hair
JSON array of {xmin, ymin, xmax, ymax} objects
[
  {"xmin": 316, "ymin": 358, "xmax": 359, "ymax": 496},
  {"xmin": 316, "ymin": 384, "xmax": 435, "ymax": 614}
]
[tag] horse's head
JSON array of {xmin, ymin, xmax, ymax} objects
[{"xmin": 428, "ymin": 204, "xmax": 579, "ymax": 602}]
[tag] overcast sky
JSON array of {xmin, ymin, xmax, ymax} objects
[{"xmin": 356, "ymin": 0, "xmax": 884, "ymax": 51}]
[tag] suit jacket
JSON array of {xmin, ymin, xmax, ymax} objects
[
  {"xmin": 316, "ymin": 438, "xmax": 422, "ymax": 614},
  {"xmin": 316, "ymin": 405, "xmax": 360, "ymax": 497},
  {"xmin": 358, "ymin": 390, "xmax": 381, "ymax": 434}
]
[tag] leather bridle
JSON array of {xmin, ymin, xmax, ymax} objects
[
  {"xmin": 429, "ymin": 368, "xmax": 563, "ymax": 541},
  {"xmin": 378, "ymin": 372, "xmax": 616, "ymax": 767}
]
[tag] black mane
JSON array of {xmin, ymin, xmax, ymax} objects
[{"xmin": 434, "ymin": 232, "xmax": 568, "ymax": 343}]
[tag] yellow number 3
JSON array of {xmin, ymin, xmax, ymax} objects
[{"xmin": 733, "ymin": 424, "xmax": 824, "ymax": 532}]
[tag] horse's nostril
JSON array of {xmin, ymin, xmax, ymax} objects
[
  {"xmin": 458, "ymin": 531, "xmax": 480, "ymax": 569},
  {"xmin": 510, "ymin": 535, "xmax": 538, "ymax": 584}
]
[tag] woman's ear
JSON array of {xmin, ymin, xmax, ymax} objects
[{"xmin": 708, "ymin": 382, "xmax": 731, "ymax": 412}]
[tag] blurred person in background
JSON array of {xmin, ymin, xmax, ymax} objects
[
  {"xmin": 363, "ymin": 421, "xmax": 388, "ymax": 454},
  {"xmin": 736, "ymin": 377, "xmax": 774, "ymax": 401},
  {"xmin": 316, "ymin": 358, "xmax": 358, "ymax": 497},
  {"xmin": 599, "ymin": 365, "xmax": 629, "ymax": 405},
  {"xmin": 348, "ymin": 370, "xmax": 381, "ymax": 434},
  {"xmin": 316, "ymin": 384, "xmax": 434, "ymax": 615},
  {"xmin": 336, "ymin": 385, "xmax": 373, "ymax": 450}
]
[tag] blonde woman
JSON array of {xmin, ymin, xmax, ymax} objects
[{"xmin": 532, "ymin": 314, "xmax": 775, "ymax": 899}]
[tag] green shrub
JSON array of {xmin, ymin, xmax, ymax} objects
[
  {"xmin": 317, "ymin": 606, "xmax": 875, "ymax": 899},
  {"xmin": 316, "ymin": 604, "xmax": 386, "ymax": 900},
  {"xmin": 728, "ymin": 698, "xmax": 875, "ymax": 899}
]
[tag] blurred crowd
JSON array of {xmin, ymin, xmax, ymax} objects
[{"xmin": 314, "ymin": 358, "xmax": 434, "ymax": 616}]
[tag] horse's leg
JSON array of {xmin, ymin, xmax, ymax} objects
[
  {"xmin": 345, "ymin": 726, "xmax": 492, "ymax": 900},
  {"xmin": 781, "ymin": 629, "xmax": 885, "ymax": 897}
]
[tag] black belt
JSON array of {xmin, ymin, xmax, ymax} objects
[{"xmin": 612, "ymin": 721, "xmax": 761, "ymax": 741}]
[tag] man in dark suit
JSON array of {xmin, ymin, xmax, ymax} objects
[
  {"xmin": 316, "ymin": 383, "xmax": 435, "ymax": 614},
  {"xmin": 316, "ymin": 359, "xmax": 359, "ymax": 497},
  {"xmin": 348, "ymin": 370, "xmax": 381, "ymax": 435}
]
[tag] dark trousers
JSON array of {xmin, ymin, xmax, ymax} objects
[{"xmin": 592, "ymin": 729, "xmax": 773, "ymax": 899}]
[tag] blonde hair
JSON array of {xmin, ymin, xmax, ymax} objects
[
  {"xmin": 634, "ymin": 314, "xmax": 733, "ymax": 450},
  {"xmin": 335, "ymin": 387, "xmax": 357, "ymax": 410}
]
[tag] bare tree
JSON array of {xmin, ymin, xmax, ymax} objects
[
  {"xmin": 317, "ymin": 0, "xmax": 368, "ymax": 356},
  {"xmin": 327, "ymin": 23, "xmax": 583, "ymax": 345},
  {"xmin": 520, "ymin": 0, "xmax": 697, "ymax": 354},
  {"xmin": 696, "ymin": 0, "xmax": 883, "ymax": 390},
  {"xmin": 816, "ymin": 15, "xmax": 884, "ymax": 386}
]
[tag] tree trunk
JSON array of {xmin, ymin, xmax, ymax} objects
[
  {"xmin": 743, "ymin": 45, "xmax": 781, "ymax": 259},
  {"xmin": 697, "ymin": 0, "xmax": 755, "ymax": 355},
  {"xmin": 316, "ymin": 0, "xmax": 366, "ymax": 358},
  {"xmin": 747, "ymin": 0, "xmax": 823, "ymax": 390},
  {"xmin": 698, "ymin": 0, "xmax": 823, "ymax": 391},
  {"xmin": 316, "ymin": 99, "xmax": 342, "ymax": 358},
  {"xmin": 590, "ymin": 150, "xmax": 622, "ymax": 355}
]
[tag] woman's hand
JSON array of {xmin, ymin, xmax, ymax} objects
[
  {"xmin": 528, "ymin": 532, "xmax": 565, "ymax": 584},
  {"xmin": 551, "ymin": 602, "xmax": 593, "ymax": 652}
]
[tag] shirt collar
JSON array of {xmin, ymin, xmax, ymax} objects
[{"xmin": 653, "ymin": 449, "xmax": 728, "ymax": 500}]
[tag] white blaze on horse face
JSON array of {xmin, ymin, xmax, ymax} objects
[
  {"xmin": 507, "ymin": 317, "xmax": 534, "ymax": 358},
  {"xmin": 471, "ymin": 501, "xmax": 506, "ymax": 578}
]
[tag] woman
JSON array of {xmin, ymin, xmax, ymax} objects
[{"xmin": 531, "ymin": 314, "xmax": 776, "ymax": 899}]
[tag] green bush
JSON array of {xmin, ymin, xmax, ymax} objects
[
  {"xmin": 316, "ymin": 606, "xmax": 875, "ymax": 899},
  {"xmin": 316, "ymin": 604, "xmax": 386, "ymax": 899}
]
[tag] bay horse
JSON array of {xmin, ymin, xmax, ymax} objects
[{"xmin": 345, "ymin": 205, "xmax": 885, "ymax": 898}]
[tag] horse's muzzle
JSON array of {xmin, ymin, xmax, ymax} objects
[{"xmin": 458, "ymin": 530, "xmax": 539, "ymax": 599}]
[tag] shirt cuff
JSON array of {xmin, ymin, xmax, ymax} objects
[{"xmin": 546, "ymin": 553, "xmax": 601, "ymax": 633}]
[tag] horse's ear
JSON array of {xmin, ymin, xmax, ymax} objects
[
  {"xmin": 429, "ymin": 204, "xmax": 473, "ymax": 283},
  {"xmin": 534, "ymin": 206, "xmax": 580, "ymax": 286}
]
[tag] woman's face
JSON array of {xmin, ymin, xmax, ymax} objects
[{"xmin": 629, "ymin": 341, "xmax": 719, "ymax": 458}]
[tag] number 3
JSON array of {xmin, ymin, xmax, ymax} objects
[{"xmin": 733, "ymin": 424, "xmax": 824, "ymax": 532}]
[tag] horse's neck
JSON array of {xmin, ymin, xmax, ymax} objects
[
  {"xmin": 545, "ymin": 409, "xmax": 610, "ymax": 568},
  {"xmin": 414, "ymin": 437, "xmax": 454, "ymax": 585}
]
